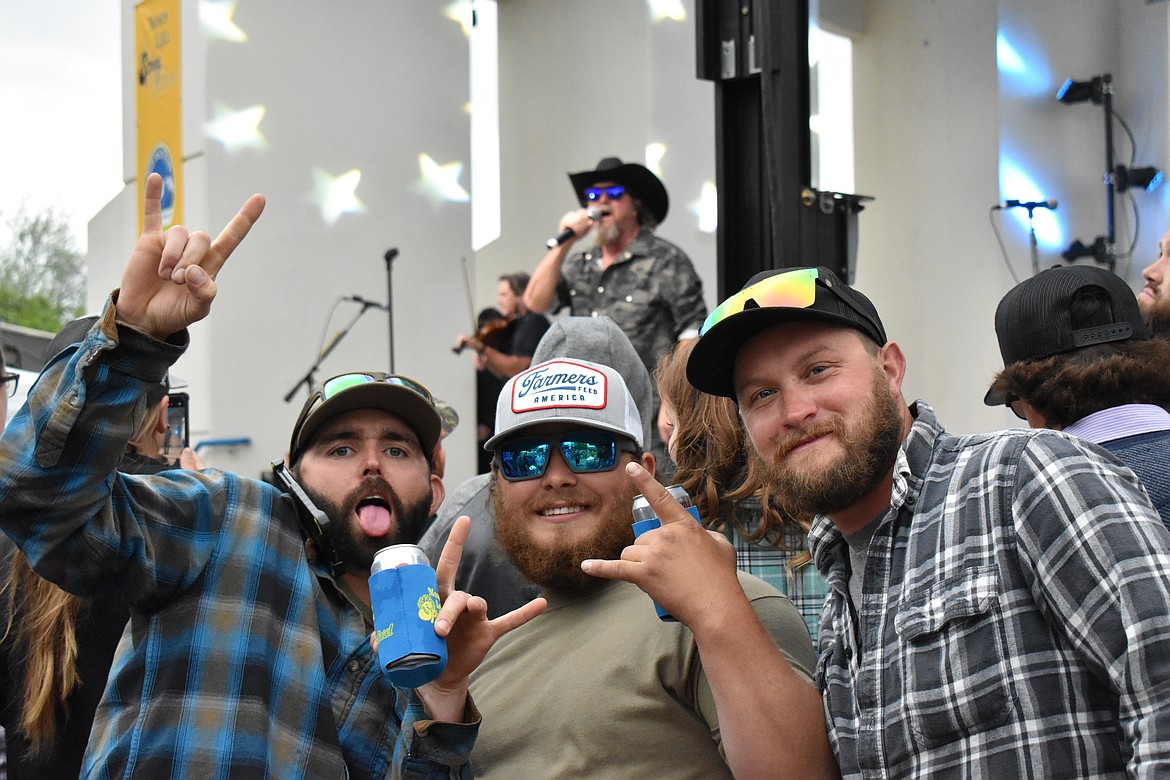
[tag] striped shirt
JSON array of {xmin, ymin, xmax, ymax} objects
[
  {"xmin": 0, "ymin": 307, "xmax": 476, "ymax": 778},
  {"xmin": 811, "ymin": 402, "xmax": 1170, "ymax": 778}
]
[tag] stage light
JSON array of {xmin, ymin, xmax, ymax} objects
[
  {"xmin": 1062, "ymin": 236, "xmax": 1111, "ymax": 268},
  {"xmin": 1115, "ymin": 165, "xmax": 1164, "ymax": 193},
  {"xmin": 1056, "ymin": 76, "xmax": 1104, "ymax": 105}
]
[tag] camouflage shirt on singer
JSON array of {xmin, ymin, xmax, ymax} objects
[{"xmin": 552, "ymin": 228, "xmax": 707, "ymax": 375}]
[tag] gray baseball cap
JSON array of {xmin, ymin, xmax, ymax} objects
[
  {"xmin": 529, "ymin": 315, "xmax": 653, "ymax": 447},
  {"xmin": 484, "ymin": 358, "xmax": 644, "ymax": 450}
]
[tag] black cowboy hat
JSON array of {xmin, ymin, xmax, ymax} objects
[{"xmin": 568, "ymin": 157, "xmax": 669, "ymax": 225}]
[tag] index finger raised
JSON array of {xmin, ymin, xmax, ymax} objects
[
  {"xmin": 142, "ymin": 173, "xmax": 164, "ymax": 236},
  {"xmin": 202, "ymin": 193, "xmax": 267, "ymax": 279},
  {"xmin": 625, "ymin": 461, "xmax": 693, "ymax": 525},
  {"xmin": 434, "ymin": 516, "xmax": 471, "ymax": 599}
]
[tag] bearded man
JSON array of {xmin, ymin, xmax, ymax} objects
[
  {"xmin": 468, "ymin": 358, "xmax": 833, "ymax": 779},
  {"xmin": 524, "ymin": 157, "xmax": 708, "ymax": 480},
  {"xmin": 1138, "ymin": 226, "xmax": 1170, "ymax": 337},
  {"xmin": 663, "ymin": 265, "xmax": 1170, "ymax": 778},
  {"xmin": 0, "ymin": 173, "xmax": 544, "ymax": 778}
]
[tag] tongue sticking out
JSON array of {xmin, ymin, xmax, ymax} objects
[{"xmin": 357, "ymin": 503, "xmax": 392, "ymax": 537}]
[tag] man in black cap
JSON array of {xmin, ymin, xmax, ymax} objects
[
  {"xmin": 524, "ymin": 156, "xmax": 708, "ymax": 475},
  {"xmin": 587, "ymin": 265, "xmax": 1170, "ymax": 777},
  {"xmin": 986, "ymin": 264, "xmax": 1170, "ymax": 529},
  {"xmin": 0, "ymin": 173, "xmax": 543, "ymax": 778}
]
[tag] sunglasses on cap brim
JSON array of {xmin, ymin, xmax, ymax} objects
[
  {"xmin": 698, "ymin": 267, "xmax": 878, "ymax": 339},
  {"xmin": 292, "ymin": 372, "xmax": 434, "ymax": 450},
  {"xmin": 496, "ymin": 429, "xmax": 637, "ymax": 481}
]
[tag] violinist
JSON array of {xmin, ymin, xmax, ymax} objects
[{"xmin": 454, "ymin": 272, "xmax": 549, "ymax": 381}]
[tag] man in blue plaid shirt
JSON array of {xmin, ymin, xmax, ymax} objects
[
  {"xmin": 0, "ymin": 174, "xmax": 544, "ymax": 778},
  {"xmin": 681, "ymin": 265, "xmax": 1170, "ymax": 777}
]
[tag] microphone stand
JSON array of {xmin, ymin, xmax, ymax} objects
[
  {"xmin": 283, "ymin": 301, "xmax": 382, "ymax": 403},
  {"xmin": 384, "ymin": 247, "xmax": 399, "ymax": 373},
  {"xmin": 1023, "ymin": 203, "xmax": 1041, "ymax": 277}
]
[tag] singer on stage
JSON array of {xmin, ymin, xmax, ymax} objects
[{"xmin": 524, "ymin": 156, "xmax": 707, "ymax": 476}]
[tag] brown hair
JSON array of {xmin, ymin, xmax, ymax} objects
[
  {"xmin": 989, "ymin": 285, "xmax": 1170, "ymax": 428},
  {"xmin": 655, "ymin": 341, "xmax": 810, "ymax": 566},
  {"xmin": 0, "ymin": 399, "xmax": 165, "ymax": 756},
  {"xmin": 499, "ymin": 272, "xmax": 531, "ymax": 297},
  {"xmin": 0, "ymin": 553, "xmax": 82, "ymax": 756},
  {"xmin": 990, "ymin": 340, "xmax": 1170, "ymax": 428}
]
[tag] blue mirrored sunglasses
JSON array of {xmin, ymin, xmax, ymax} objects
[
  {"xmin": 497, "ymin": 430, "xmax": 636, "ymax": 481},
  {"xmin": 585, "ymin": 185, "xmax": 625, "ymax": 202}
]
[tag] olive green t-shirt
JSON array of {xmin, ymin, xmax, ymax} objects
[{"xmin": 469, "ymin": 571, "xmax": 815, "ymax": 778}]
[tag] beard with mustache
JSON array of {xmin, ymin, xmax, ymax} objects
[
  {"xmin": 1141, "ymin": 295, "xmax": 1170, "ymax": 340},
  {"xmin": 756, "ymin": 365, "xmax": 906, "ymax": 518},
  {"xmin": 301, "ymin": 475, "xmax": 433, "ymax": 573},
  {"xmin": 490, "ymin": 473, "xmax": 637, "ymax": 594},
  {"xmin": 595, "ymin": 220, "xmax": 621, "ymax": 247}
]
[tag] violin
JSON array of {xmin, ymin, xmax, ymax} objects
[{"xmin": 453, "ymin": 312, "xmax": 518, "ymax": 354}]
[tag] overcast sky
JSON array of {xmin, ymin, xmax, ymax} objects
[{"xmin": 0, "ymin": 4, "xmax": 123, "ymax": 254}]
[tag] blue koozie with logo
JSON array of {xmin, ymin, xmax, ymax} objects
[
  {"xmin": 631, "ymin": 486, "xmax": 702, "ymax": 622},
  {"xmin": 370, "ymin": 553, "xmax": 448, "ymax": 688}
]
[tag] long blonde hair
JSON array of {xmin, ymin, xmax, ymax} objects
[
  {"xmin": 655, "ymin": 342, "xmax": 810, "ymax": 566},
  {"xmin": 0, "ymin": 401, "xmax": 162, "ymax": 754},
  {"xmin": 0, "ymin": 552, "xmax": 83, "ymax": 755}
]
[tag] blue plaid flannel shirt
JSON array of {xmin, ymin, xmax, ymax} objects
[{"xmin": 0, "ymin": 305, "xmax": 477, "ymax": 779}]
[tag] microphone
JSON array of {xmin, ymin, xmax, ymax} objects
[
  {"xmin": 348, "ymin": 295, "xmax": 389, "ymax": 311},
  {"xmin": 1002, "ymin": 199, "xmax": 1058, "ymax": 210},
  {"xmin": 545, "ymin": 208, "xmax": 602, "ymax": 249}
]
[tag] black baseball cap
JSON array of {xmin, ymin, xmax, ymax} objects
[
  {"xmin": 985, "ymin": 264, "xmax": 1149, "ymax": 406},
  {"xmin": 687, "ymin": 266, "xmax": 887, "ymax": 398},
  {"xmin": 288, "ymin": 372, "xmax": 441, "ymax": 464}
]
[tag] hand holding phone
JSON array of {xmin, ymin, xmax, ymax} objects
[{"xmin": 165, "ymin": 392, "xmax": 189, "ymax": 456}]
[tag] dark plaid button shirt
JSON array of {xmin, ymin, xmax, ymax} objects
[
  {"xmin": 810, "ymin": 402, "xmax": 1170, "ymax": 779},
  {"xmin": 553, "ymin": 228, "xmax": 707, "ymax": 378},
  {"xmin": 0, "ymin": 306, "xmax": 476, "ymax": 779}
]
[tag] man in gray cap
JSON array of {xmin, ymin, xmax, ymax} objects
[
  {"xmin": 470, "ymin": 356, "xmax": 827, "ymax": 778},
  {"xmin": 628, "ymin": 264, "xmax": 1170, "ymax": 777},
  {"xmin": 524, "ymin": 156, "xmax": 708, "ymax": 477},
  {"xmin": 986, "ymin": 264, "xmax": 1170, "ymax": 529},
  {"xmin": 420, "ymin": 315, "xmax": 654, "ymax": 617}
]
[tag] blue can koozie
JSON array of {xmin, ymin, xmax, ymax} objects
[
  {"xmin": 631, "ymin": 485, "xmax": 702, "ymax": 622},
  {"xmin": 370, "ymin": 545, "xmax": 448, "ymax": 687}
]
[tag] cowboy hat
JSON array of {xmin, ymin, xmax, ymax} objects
[{"xmin": 568, "ymin": 157, "xmax": 669, "ymax": 225}]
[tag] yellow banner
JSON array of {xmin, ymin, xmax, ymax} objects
[{"xmin": 136, "ymin": 0, "xmax": 182, "ymax": 231}]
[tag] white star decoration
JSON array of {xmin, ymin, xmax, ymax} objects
[
  {"xmin": 691, "ymin": 181, "xmax": 718, "ymax": 233},
  {"xmin": 645, "ymin": 142, "xmax": 666, "ymax": 177},
  {"xmin": 311, "ymin": 167, "xmax": 366, "ymax": 226},
  {"xmin": 647, "ymin": 0, "xmax": 687, "ymax": 22},
  {"xmin": 200, "ymin": 0, "xmax": 248, "ymax": 43},
  {"xmin": 204, "ymin": 103, "xmax": 267, "ymax": 153},
  {"xmin": 415, "ymin": 153, "xmax": 470, "ymax": 205},
  {"xmin": 444, "ymin": 0, "xmax": 474, "ymax": 37}
]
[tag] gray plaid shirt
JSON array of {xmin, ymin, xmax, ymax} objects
[{"xmin": 811, "ymin": 402, "xmax": 1170, "ymax": 778}]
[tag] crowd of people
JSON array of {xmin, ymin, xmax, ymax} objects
[{"xmin": 1, "ymin": 160, "xmax": 1170, "ymax": 777}]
